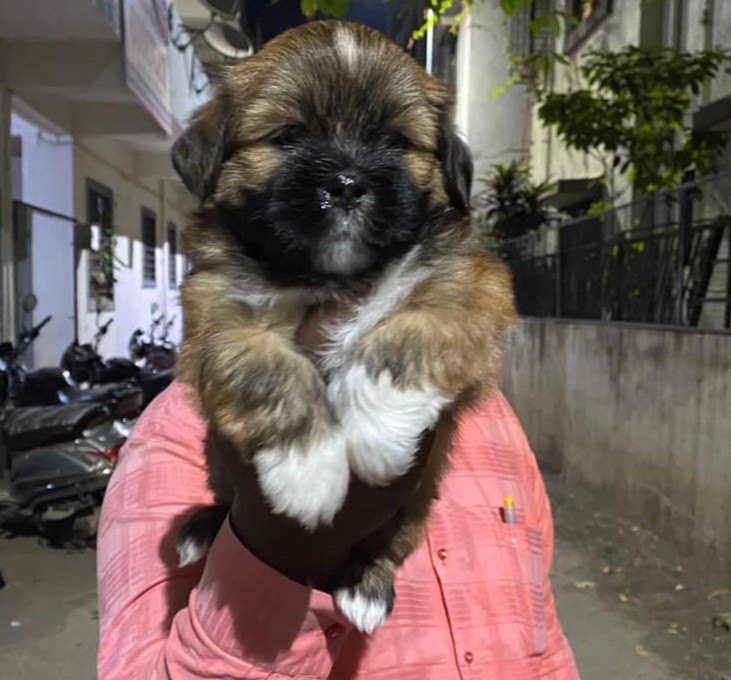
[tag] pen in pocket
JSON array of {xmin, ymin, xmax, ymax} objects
[{"xmin": 503, "ymin": 495, "xmax": 517, "ymax": 544}]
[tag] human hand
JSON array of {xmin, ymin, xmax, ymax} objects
[{"xmin": 222, "ymin": 299, "xmax": 430, "ymax": 590}]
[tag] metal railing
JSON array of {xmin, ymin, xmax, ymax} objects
[{"xmin": 494, "ymin": 172, "xmax": 731, "ymax": 332}]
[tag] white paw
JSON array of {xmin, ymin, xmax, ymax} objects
[
  {"xmin": 334, "ymin": 587, "xmax": 391, "ymax": 634},
  {"xmin": 328, "ymin": 365, "xmax": 449, "ymax": 486},
  {"xmin": 177, "ymin": 536, "xmax": 209, "ymax": 567},
  {"xmin": 254, "ymin": 432, "xmax": 350, "ymax": 531}
]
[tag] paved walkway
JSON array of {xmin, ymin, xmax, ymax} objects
[
  {"xmin": 1, "ymin": 476, "xmax": 729, "ymax": 679},
  {"xmin": 552, "ymin": 536, "xmax": 685, "ymax": 680}
]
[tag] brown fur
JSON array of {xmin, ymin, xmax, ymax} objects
[{"xmin": 173, "ymin": 20, "xmax": 516, "ymax": 631}]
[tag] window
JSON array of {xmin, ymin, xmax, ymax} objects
[
  {"xmin": 564, "ymin": 0, "xmax": 613, "ymax": 54},
  {"xmin": 141, "ymin": 208, "xmax": 157, "ymax": 288},
  {"xmin": 509, "ymin": 0, "xmax": 555, "ymax": 62},
  {"xmin": 167, "ymin": 223, "xmax": 178, "ymax": 288},
  {"xmin": 87, "ymin": 179, "xmax": 115, "ymax": 311}
]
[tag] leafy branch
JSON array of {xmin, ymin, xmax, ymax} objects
[{"xmin": 535, "ymin": 46, "xmax": 731, "ymax": 196}]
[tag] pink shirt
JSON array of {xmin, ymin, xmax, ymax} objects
[{"xmin": 97, "ymin": 382, "xmax": 580, "ymax": 679}]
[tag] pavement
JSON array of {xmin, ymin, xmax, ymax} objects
[{"xmin": 1, "ymin": 476, "xmax": 729, "ymax": 680}]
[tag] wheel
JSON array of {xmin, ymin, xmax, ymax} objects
[{"xmin": 33, "ymin": 505, "xmax": 78, "ymax": 547}]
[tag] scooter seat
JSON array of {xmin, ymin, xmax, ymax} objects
[
  {"xmin": 84, "ymin": 383, "xmax": 137, "ymax": 401},
  {"xmin": 136, "ymin": 369, "xmax": 174, "ymax": 407},
  {"xmin": 83, "ymin": 383, "xmax": 143, "ymax": 417},
  {"xmin": 2, "ymin": 403, "xmax": 109, "ymax": 452}
]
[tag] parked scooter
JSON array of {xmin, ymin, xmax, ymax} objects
[
  {"xmin": 62, "ymin": 312, "xmax": 173, "ymax": 409},
  {"xmin": 0, "ymin": 345, "xmax": 128, "ymax": 543},
  {"xmin": 128, "ymin": 303, "xmax": 177, "ymax": 371},
  {"xmin": 9, "ymin": 295, "xmax": 143, "ymax": 419}
]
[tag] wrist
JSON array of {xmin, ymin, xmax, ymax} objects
[{"xmin": 228, "ymin": 503, "xmax": 347, "ymax": 591}]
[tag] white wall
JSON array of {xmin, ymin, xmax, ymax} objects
[
  {"xmin": 706, "ymin": 0, "xmax": 731, "ymax": 107},
  {"xmin": 528, "ymin": 0, "xmax": 642, "ymax": 191},
  {"xmin": 455, "ymin": 4, "xmax": 532, "ymax": 185},
  {"xmin": 167, "ymin": 4, "xmax": 210, "ymax": 130},
  {"xmin": 10, "ymin": 113, "xmax": 76, "ymax": 368},
  {"xmin": 528, "ymin": 0, "xmax": 731, "ymax": 191},
  {"xmin": 73, "ymin": 138, "xmax": 191, "ymax": 359}
]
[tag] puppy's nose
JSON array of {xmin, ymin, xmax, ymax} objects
[{"xmin": 326, "ymin": 171, "xmax": 367, "ymax": 207}]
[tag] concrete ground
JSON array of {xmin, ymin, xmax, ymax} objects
[{"xmin": 1, "ymin": 476, "xmax": 729, "ymax": 680}]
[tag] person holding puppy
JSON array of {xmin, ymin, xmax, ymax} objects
[
  {"xmin": 97, "ymin": 307, "xmax": 579, "ymax": 679},
  {"xmin": 97, "ymin": 21, "xmax": 579, "ymax": 680}
]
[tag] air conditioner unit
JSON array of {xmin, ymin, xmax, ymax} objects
[
  {"xmin": 203, "ymin": 16, "xmax": 254, "ymax": 59},
  {"xmin": 198, "ymin": 0, "xmax": 240, "ymax": 20}
]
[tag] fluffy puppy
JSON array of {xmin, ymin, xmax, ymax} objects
[{"xmin": 172, "ymin": 20, "xmax": 515, "ymax": 633}]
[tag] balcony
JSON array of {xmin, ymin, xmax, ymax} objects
[{"xmin": 0, "ymin": 0, "xmax": 208, "ymax": 170}]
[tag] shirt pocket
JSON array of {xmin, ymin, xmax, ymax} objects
[{"xmin": 495, "ymin": 501, "xmax": 548, "ymax": 657}]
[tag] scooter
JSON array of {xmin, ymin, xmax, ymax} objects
[
  {"xmin": 62, "ymin": 313, "xmax": 173, "ymax": 409},
  {"xmin": 0, "ymin": 353, "xmax": 127, "ymax": 544},
  {"xmin": 128, "ymin": 302, "xmax": 177, "ymax": 372},
  {"xmin": 10, "ymin": 295, "xmax": 143, "ymax": 419}
]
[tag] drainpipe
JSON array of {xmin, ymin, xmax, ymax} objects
[
  {"xmin": 425, "ymin": 9, "xmax": 435, "ymax": 75},
  {"xmin": 702, "ymin": 0, "xmax": 715, "ymax": 106},
  {"xmin": 0, "ymin": 87, "xmax": 15, "ymax": 341},
  {"xmin": 159, "ymin": 178, "xmax": 167, "ymax": 323},
  {"xmin": 672, "ymin": 0, "xmax": 685, "ymax": 49},
  {"xmin": 542, "ymin": 2, "xmax": 557, "ymax": 186}
]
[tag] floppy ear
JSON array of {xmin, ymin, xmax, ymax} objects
[
  {"xmin": 438, "ymin": 130, "xmax": 473, "ymax": 213},
  {"xmin": 172, "ymin": 96, "xmax": 231, "ymax": 201}
]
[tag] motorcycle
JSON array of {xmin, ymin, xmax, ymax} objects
[
  {"xmin": 128, "ymin": 302, "xmax": 177, "ymax": 372},
  {"xmin": 62, "ymin": 312, "xmax": 173, "ymax": 410},
  {"xmin": 9, "ymin": 294, "xmax": 143, "ymax": 419}
]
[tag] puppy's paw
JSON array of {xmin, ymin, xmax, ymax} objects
[
  {"xmin": 334, "ymin": 585, "xmax": 394, "ymax": 634},
  {"xmin": 254, "ymin": 432, "xmax": 350, "ymax": 531},
  {"xmin": 176, "ymin": 505, "xmax": 229, "ymax": 567},
  {"xmin": 328, "ymin": 365, "xmax": 448, "ymax": 486},
  {"xmin": 333, "ymin": 564, "xmax": 395, "ymax": 634}
]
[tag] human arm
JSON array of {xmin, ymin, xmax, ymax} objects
[
  {"xmin": 97, "ymin": 303, "xmax": 430, "ymax": 679},
  {"xmin": 96, "ymin": 381, "xmax": 364, "ymax": 679}
]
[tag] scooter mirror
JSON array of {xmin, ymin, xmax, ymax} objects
[{"xmin": 21, "ymin": 293, "xmax": 38, "ymax": 313}]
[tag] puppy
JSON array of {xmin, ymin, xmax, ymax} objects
[{"xmin": 172, "ymin": 20, "xmax": 515, "ymax": 633}]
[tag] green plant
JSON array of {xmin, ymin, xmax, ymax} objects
[
  {"xmin": 536, "ymin": 46, "xmax": 731, "ymax": 196},
  {"xmin": 297, "ymin": 0, "xmax": 538, "ymax": 44},
  {"xmin": 477, "ymin": 160, "xmax": 555, "ymax": 242},
  {"xmin": 90, "ymin": 228, "xmax": 126, "ymax": 309}
]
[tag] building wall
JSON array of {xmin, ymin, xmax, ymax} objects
[
  {"xmin": 73, "ymin": 138, "xmax": 191, "ymax": 359},
  {"xmin": 10, "ymin": 113, "xmax": 76, "ymax": 368},
  {"xmin": 454, "ymin": 3, "xmax": 532, "ymax": 185},
  {"xmin": 529, "ymin": 0, "xmax": 642, "ymax": 191},
  {"xmin": 0, "ymin": 0, "xmax": 207, "ymax": 356},
  {"xmin": 707, "ymin": 0, "xmax": 731, "ymax": 106},
  {"xmin": 528, "ymin": 0, "xmax": 731, "ymax": 190},
  {"xmin": 501, "ymin": 318, "xmax": 731, "ymax": 574}
]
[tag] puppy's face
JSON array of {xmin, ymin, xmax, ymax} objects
[{"xmin": 173, "ymin": 21, "xmax": 472, "ymax": 284}]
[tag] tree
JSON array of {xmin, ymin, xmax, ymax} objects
[
  {"xmin": 298, "ymin": 0, "xmax": 542, "ymax": 43},
  {"xmin": 536, "ymin": 46, "xmax": 731, "ymax": 197}
]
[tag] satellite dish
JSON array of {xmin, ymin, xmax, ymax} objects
[
  {"xmin": 203, "ymin": 17, "xmax": 254, "ymax": 60},
  {"xmin": 198, "ymin": 0, "xmax": 240, "ymax": 21}
]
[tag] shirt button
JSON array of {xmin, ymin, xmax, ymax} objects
[
  {"xmin": 464, "ymin": 651, "xmax": 474, "ymax": 664},
  {"xmin": 325, "ymin": 624, "xmax": 344, "ymax": 639},
  {"xmin": 437, "ymin": 548, "xmax": 448, "ymax": 561}
]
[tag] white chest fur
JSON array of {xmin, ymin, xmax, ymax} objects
[{"xmin": 253, "ymin": 248, "xmax": 450, "ymax": 528}]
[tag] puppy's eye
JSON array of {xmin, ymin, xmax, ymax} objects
[
  {"xmin": 385, "ymin": 131, "xmax": 412, "ymax": 150},
  {"xmin": 269, "ymin": 124, "xmax": 306, "ymax": 147}
]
